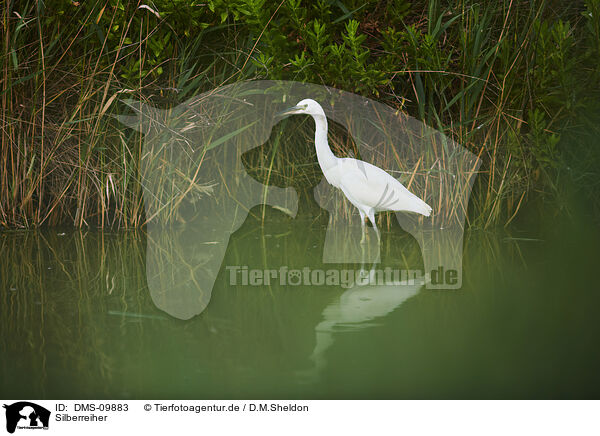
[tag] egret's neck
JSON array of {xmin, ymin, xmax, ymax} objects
[{"xmin": 312, "ymin": 114, "xmax": 337, "ymax": 171}]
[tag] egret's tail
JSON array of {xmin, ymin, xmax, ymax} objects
[
  {"xmin": 388, "ymin": 192, "xmax": 432, "ymax": 216},
  {"xmin": 406, "ymin": 196, "xmax": 432, "ymax": 217},
  {"xmin": 415, "ymin": 202, "xmax": 432, "ymax": 216}
]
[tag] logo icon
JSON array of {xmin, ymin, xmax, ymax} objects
[{"xmin": 3, "ymin": 402, "xmax": 50, "ymax": 434}]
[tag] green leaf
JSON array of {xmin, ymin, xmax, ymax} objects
[{"xmin": 204, "ymin": 120, "xmax": 259, "ymax": 151}]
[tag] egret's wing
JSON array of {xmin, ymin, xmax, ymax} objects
[{"xmin": 339, "ymin": 158, "xmax": 432, "ymax": 215}]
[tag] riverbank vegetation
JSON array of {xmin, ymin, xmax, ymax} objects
[{"xmin": 1, "ymin": 0, "xmax": 599, "ymax": 228}]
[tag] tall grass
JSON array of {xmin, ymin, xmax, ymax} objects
[
  {"xmin": 0, "ymin": 1, "xmax": 233, "ymax": 228},
  {"xmin": 1, "ymin": 0, "xmax": 598, "ymax": 229},
  {"xmin": 2, "ymin": 1, "xmax": 139, "ymax": 227}
]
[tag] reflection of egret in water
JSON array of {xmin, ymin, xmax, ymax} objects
[{"xmin": 304, "ymin": 269, "xmax": 423, "ymax": 378}]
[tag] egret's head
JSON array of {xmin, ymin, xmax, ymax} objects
[{"xmin": 276, "ymin": 98, "xmax": 325, "ymax": 118}]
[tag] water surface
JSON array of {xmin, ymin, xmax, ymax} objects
[{"xmin": 1, "ymin": 199, "xmax": 599, "ymax": 399}]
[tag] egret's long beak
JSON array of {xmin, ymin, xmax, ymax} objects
[{"xmin": 275, "ymin": 105, "xmax": 305, "ymax": 118}]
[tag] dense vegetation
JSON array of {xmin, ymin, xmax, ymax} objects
[{"xmin": 1, "ymin": 0, "xmax": 599, "ymax": 228}]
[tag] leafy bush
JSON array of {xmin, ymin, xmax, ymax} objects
[{"xmin": 1, "ymin": 0, "xmax": 599, "ymax": 227}]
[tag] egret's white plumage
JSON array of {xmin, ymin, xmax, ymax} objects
[{"xmin": 279, "ymin": 98, "xmax": 432, "ymax": 242}]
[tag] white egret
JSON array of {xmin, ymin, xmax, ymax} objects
[{"xmin": 277, "ymin": 99, "xmax": 432, "ymax": 243}]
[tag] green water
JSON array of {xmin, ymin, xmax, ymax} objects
[{"xmin": 1, "ymin": 199, "xmax": 599, "ymax": 399}]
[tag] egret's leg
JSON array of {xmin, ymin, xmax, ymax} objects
[
  {"xmin": 358, "ymin": 210, "xmax": 367, "ymax": 274},
  {"xmin": 365, "ymin": 209, "xmax": 381, "ymax": 265},
  {"xmin": 359, "ymin": 210, "xmax": 367, "ymax": 244},
  {"xmin": 367, "ymin": 209, "xmax": 380, "ymax": 244},
  {"xmin": 359, "ymin": 242, "xmax": 367, "ymax": 276},
  {"xmin": 373, "ymin": 223, "xmax": 381, "ymax": 244}
]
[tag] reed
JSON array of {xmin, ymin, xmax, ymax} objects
[{"xmin": 1, "ymin": 0, "xmax": 598, "ymax": 229}]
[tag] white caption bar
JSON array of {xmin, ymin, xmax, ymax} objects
[{"xmin": 2, "ymin": 400, "xmax": 599, "ymax": 435}]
